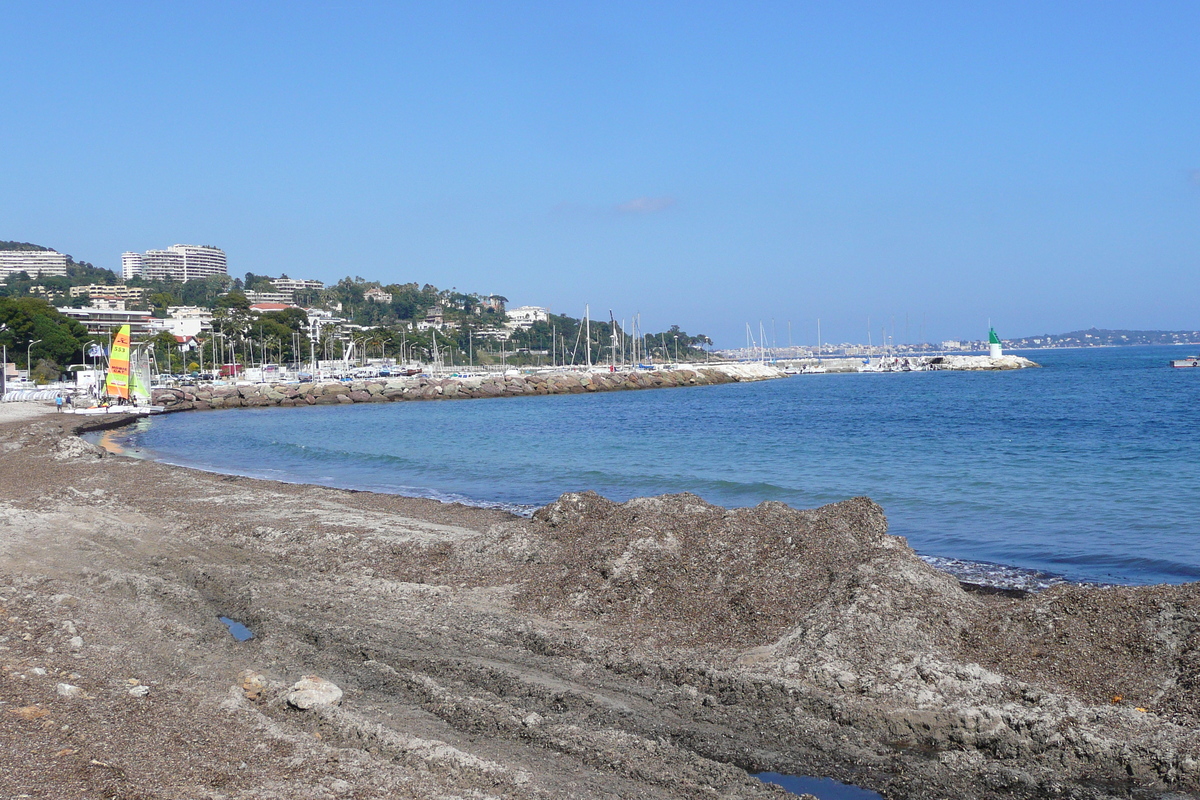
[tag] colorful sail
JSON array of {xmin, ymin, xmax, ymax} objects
[
  {"xmin": 129, "ymin": 343, "xmax": 152, "ymax": 404},
  {"xmin": 105, "ymin": 325, "xmax": 131, "ymax": 399}
]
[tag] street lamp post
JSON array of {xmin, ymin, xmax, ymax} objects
[
  {"xmin": 83, "ymin": 341, "xmax": 95, "ymax": 372},
  {"xmin": 0, "ymin": 323, "xmax": 7, "ymax": 396},
  {"xmin": 27, "ymin": 339, "xmax": 42, "ymax": 382},
  {"xmin": 673, "ymin": 335, "xmax": 679, "ymax": 364}
]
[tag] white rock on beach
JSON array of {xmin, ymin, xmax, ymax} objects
[
  {"xmin": 53, "ymin": 437, "xmax": 103, "ymax": 461},
  {"xmin": 56, "ymin": 683, "xmax": 83, "ymax": 698},
  {"xmin": 286, "ymin": 675, "xmax": 342, "ymax": 709}
]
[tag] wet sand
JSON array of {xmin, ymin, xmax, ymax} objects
[{"xmin": 1, "ymin": 407, "xmax": 1197, "ymax": 799}]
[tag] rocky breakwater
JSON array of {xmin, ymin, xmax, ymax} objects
[
  {"xmin": 151, "ymin": 363, "xmax": 784, "ymax": 412},
  {"xmin": 931, "ymin": 354, "xmax": 1040, "ymax": 370}
]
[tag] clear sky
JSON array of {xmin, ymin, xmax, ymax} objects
[{"xmin": 3, "ymin": 2, "xmax": 1197, "ymax": 346}]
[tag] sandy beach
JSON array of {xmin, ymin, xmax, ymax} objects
[{"xmin": 2, "ymin": 403, "xmax": 1199, "ymax": 799}]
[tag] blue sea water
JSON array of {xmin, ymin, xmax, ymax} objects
[
  {"xmin": 104, "ymin": 346, "xmax": 1200, "ymax": 587},
  {"xmin": 755, "ymin": 773, "xmax": 883, "ymax": 800}
]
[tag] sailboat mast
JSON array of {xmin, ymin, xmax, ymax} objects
[{"xmin": 608, "ymin": 310, "xmax": 617, "ymax": 369}]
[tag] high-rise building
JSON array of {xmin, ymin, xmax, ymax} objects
[
  {"xmin": 120, "ymin": 252, "xmax": 143, "ymax": 281},
  {"xmin": 0, "ymin": 249, "xmax": 69, "ymax": 279},
  {"xmin": 121, "ymin": 244, "xmax": 227, "ymax": 282}
]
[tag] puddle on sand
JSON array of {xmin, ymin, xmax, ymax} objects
[
  {"xmin": 755, "ymin": 773, "xmax": 884, "ymax": 800},
  {"xmin": 218, "ymin": 616, "xmax": 255, "ymax": 641}
]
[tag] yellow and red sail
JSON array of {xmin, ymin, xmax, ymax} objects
[{"xmin": 104, "ymin": 325, "xmax": 131, "ymax": 399}]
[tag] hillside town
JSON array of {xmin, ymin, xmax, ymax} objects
[{"xmin": 0, "ymin": 241, "xmax": 713, "ymax": 384}]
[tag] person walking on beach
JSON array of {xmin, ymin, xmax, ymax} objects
[{"xmin": 55, "ymin": 394, "xmax": 63, "ymax": 412}]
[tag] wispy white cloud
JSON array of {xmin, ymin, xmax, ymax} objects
[{"xmin": 615, "ymin": 196, "xmax": 676, "ymax": 214}]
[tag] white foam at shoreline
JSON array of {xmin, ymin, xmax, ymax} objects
[{"xmin": 920, "ymin": 555, "xmax": 1078, "ymax": 592}]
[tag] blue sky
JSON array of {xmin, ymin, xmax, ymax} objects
[{"xmin": 2, "ymin": 2, "xmax": 1197, "ymax": 346}]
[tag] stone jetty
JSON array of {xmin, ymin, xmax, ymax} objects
[
  {"xmin": 150, "ymin": 362, "xmax": 785, "ymax": 412},
  {"xmin": 782, "ymin": 353, "xmax": 1040, "ymax": 373}
]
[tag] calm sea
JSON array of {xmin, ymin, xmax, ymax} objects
[{"xmin": 103, "ymin": 346, "xmax": 1200, "ymax": 587}]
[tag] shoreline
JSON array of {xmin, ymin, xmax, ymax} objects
[
  {"xmin": 2, "ymin": 410, "xmax": 1199, "ymax": 798},
  {"xmin": 91, "ymin": 415, "xmax": 1084, "ymax": 593},
  {"xmin": 149, "ymin": 362, "xmax": 786, "ymax": 413}
]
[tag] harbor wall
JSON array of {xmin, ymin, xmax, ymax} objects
[{"xmin": 150, "ymin": 363, "xmax": 785, "ymax": 412}]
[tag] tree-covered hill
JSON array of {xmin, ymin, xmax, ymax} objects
[
  {"xmin": 0, "ymin": 244, "xmax": 715, "ymax": 373},
  {"xmin": 1007, "ymin": 328, "xmax": 1200, "ymax": 348},
  {"xmin": 0, "ymin": 241, "xmax": 120, "ymax": 300},
  {"xmin": 0, "ymin": 241, "xmax": 54, "ymax": 251}
]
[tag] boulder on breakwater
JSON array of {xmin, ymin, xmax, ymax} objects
[{"xmin": 151, "ymin": 363, "xmax": 784, "ymax": 413}]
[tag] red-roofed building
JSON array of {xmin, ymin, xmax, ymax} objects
[{"xmin": 249, "ymin": 302, "xmax": 296, "ymax": 313}]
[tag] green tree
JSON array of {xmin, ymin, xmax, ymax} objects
[
  {"xmin": 0, "ymin": 296, "xmax": 87, "ymax": 368},
  {"xmin": 216, "ymin": 289, "xmax": 251, "ymax": 311},
  {"xmin": 180, "ymin": 275, "xmax": 230, "ymax": 307},
  {"xmin": 30, "ymin": 358, "xmax": 60, "ymax": 385},
  {"xmin": 148, "ymin": 292, "xmax": 179, "ymax": 317},
  {"xmin": 243, "ymin": 272, "xmax": 276, "ymax": 292},
  {"xmin": 150, "ymin": 330, "xmax": 183, "ymax": 374},
  {"xmin": 258, "ymin": 307, "xmax": 309, "ymax": 331}
]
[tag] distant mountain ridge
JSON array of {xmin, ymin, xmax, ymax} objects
[{"xmin": 1008, "ymin": 328, "xmax": 1200, "ymax": 348}]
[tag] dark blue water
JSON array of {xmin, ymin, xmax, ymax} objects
[
  {"xmin": 218, "ymin": 616, "xmax": 255, "ymax": 641},
  {"xmin": 756, "ymin": 773, "xmax": 883, "ymax": 800},
  {"xmin": 109, "ymin": 346, "xmax": 1200, "ymax": 586}
]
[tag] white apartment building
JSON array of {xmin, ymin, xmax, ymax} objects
[
  {"xmin": 68, "ymin": 284, "xmax": 146, "ymax": 302},
  {"xmin": 122, "ymin": 244, "xmax": 227, "ymax": 282},
  {"xmin": 505, "ymin": 305, "xmax": 549, "ymax": 329},
  {"xmin": 120, "ymin": 252, "xmax": 142, "ymax": 281},
  {"xmin": 89, "ymin": 297, "xmax": 127, "ymax": 311},
  {"xmin": 58, "ymin": 306, "xmax": 155, "ymax": 337},
  {"xmin": 272, "ymin": 277, "xmax": 324, "ymax": 293},
  {"xmin": 244, "ymin": 290, "xmax": 294, "ymax": 305},
  {"xmin": 0, "ymin": 250, "xmax": 69, "ymax": 279},
  {"xmin": 166, "ymin": 305, "xmax": 214, "ymax": 321},
  {"xmin": 148, "ymin": 307, "xmax": 214, "ymax": 339},
  {"xmin": 473, "ymin": 326, "xmax": 512, "ymax": 341}
]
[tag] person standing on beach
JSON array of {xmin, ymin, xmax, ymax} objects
[{"xmin": 55, "ymin": 394, "xmax": 63, "ymax": 412}]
